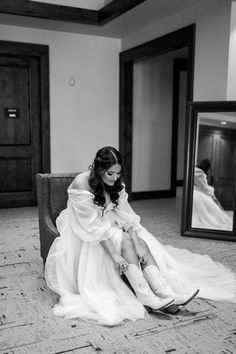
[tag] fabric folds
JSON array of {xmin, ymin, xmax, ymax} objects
[{"xmin": 45, "ymin": 185, "xmax": 236, "ymax": 326}]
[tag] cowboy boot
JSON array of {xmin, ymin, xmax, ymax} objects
[
  {"xmin": 124, "ymin": 264, "xmax": 174, "ymax": 311},
  {"xmin": 143, "ymin": 265, "xmax": 199, "ymax": 306}
]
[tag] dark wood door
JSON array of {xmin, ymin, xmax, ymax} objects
[{"xmin": 0, "ymin": 54, "xmax": 41, "ymax": 207}]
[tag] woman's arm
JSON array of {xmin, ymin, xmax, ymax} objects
[
  {"xmin": 100, "ymin": 239, "xmax": 128, "ymax": 274},
  {"xmin": 114, "ymin": 187, "xmax": 141, "ymax": 232},
  {"xmin": 194, "ymin": 169, "xmax": 214, "ymax": 196}
]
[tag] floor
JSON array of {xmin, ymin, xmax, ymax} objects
[{"xmin": 0, "ymin": 191, "xmax": 236, "ymax": 354}]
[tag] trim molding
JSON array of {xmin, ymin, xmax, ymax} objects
[
  {"xmin": 132, "ymin": 190, "xmax": 175, "ymax": 200},
  {"xmin": 119, "ymin": 24, "xmax": 195, "ymax": 200},
  {"xmin": 176, "ymin": 180, "xmax": 184, "ymax": 187},
  {"xmin": 172, "ymin": 58, "xmax": 188, "ymax": 192},
  {"xmin": 0, "ymin": 0, "xmax": 146, "ymax": 25}
]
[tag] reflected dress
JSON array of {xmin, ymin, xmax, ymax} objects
[
  {"xmin": 45, "ymin": 182, "xmax": 236, "ymax": 326},
  {"xmin": 192, "ymin": 167, "xmax": 233, "ymax": 230}
]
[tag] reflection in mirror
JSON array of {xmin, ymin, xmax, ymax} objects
[{"xmin": 191, "ymin": 112, "xmax": 236, "ymax": 231}]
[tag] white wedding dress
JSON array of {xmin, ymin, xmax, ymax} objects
[
  {"xmin": 45, "ymin": 184, "xmax": 236, "ymax": 326},
  {"xmin": 192, "ymin": 167, "xmax": 233, "ymax": 230}
]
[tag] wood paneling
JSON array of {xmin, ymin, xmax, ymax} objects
[
  {"xmin": 0, "ymin": 41, "xmax": 50, "ymax": 208},
  {"xmin": 0, "ymin": 58, "xmax": 30, "ymax": 145},
  {"xmin": 0, "ymin": 158, "xmax": 32, "ymax": 192},
  {"xmin": 172, "ymin": 58, "xmax": 188, "ymax": 195},
  {"xmin": 99, "ymin": 0, "xmax": 146, "ymax": 25},
  {"xmin": 0, "ymin": 0, "xmax": 146, "ymax": 25}
]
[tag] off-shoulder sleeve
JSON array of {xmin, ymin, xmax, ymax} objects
[
  {"xmin": 57, "ymin": 189, "xmax": 115, "ymax": 243},
  {"xmin": 114, "ymin": 186, "xmax": 141, "ymax": 232},
  {"xmin": 194, "ymin": 168, "xmax": 214, "ymax": 196}
]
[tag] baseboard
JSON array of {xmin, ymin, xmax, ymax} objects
[{"xmin": 132, "ymin": 189, "xmax": 175, "ymax": 200}]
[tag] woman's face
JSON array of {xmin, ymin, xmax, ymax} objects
[{"xmin": 101, "ymin": 163, "xmax": 121, "ymax": 186}]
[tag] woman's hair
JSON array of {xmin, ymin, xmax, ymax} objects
[
  {"xmin": 197, "ymin": 158, "xmax": 211, "ymax": 174},
  {"xmin": 88, "ymin": 146, "xmax": 124, "ymax": 207}
]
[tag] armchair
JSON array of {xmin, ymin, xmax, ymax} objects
[{"xmin": 36, "ymin": 172, "xmax": 78, "ymax": 263}]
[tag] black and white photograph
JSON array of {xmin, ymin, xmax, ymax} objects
[{"xmin": 0, "ymin": 1, "xmax": 236, "ymax": 353}]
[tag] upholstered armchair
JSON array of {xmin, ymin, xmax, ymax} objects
[
  {"xmin": 36, "ymin": 172, "xmax": 179, "ymax": 314},
  {"xmin": 36, "ymin": 172, "xmax": 78, "ymax": 263}
]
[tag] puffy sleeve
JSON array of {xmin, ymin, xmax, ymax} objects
[
  {"xmin": 114, "ymin": 186, "xmax": 141, "ymax": 232},
  {"xmin": 194, "ymin": 167, "xmax": 214, "ymax": 196},
  {"xmin": 57, "ymin": 189, "xmax": 116, "ymax": 243}
]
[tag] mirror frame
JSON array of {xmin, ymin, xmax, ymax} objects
[{"xmin": 181, "ymin": 100, "xmax": 236, "ymax": 241}]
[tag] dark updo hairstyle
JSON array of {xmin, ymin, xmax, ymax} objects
[
  {"xmin": 197, "ymin": 158, "xmax": 211, "ymax": 175},
  {"xmin": 88, "ymin": 146, "xmax": 124, "ymax": 207}
]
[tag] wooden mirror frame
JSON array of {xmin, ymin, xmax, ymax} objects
[{"xmin": 181, "ymin": 101, "xmax": 236, "ymax": 241}]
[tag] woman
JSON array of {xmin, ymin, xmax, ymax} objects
[
  {"xmin": 192, "ymin": 159, "xmax": 233, "ymax": 230},
  {"xmin": 45, "ymin": 148, "xmax": 236, "ymax": 326}
]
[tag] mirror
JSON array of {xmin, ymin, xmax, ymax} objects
[{"xmin": 182, "ymin": 101, "xmax": 236, "ymax": 241}]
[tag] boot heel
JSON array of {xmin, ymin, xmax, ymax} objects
[{"xmin": 163, "ymin": 304, "xmax": 180, "ymax": 314}]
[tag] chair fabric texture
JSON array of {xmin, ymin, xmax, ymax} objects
[{"xmin": 36, "ymin": 173, "xmax": 78, "ymax": 262}]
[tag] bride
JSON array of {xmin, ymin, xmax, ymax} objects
[
  {"xmin": 192, "ymin": 158, "xmax": 233, "ymax": 230},
  {"xmin": 45, "ymin": 147, "xmax": 236, "ymax": 326}
]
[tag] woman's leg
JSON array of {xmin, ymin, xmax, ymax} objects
[
  {"xmin": 138, "ymin": 239, "xmax": 199, "ymax": 306},
  {"xmin": 121, "ymin": 233, "xmax": 157, "ymax": 267},
  {"xmin": 137, "ymin": 239, "xmax": 157, "ymax": 269},
  {"xmin": 121, "ymin": 232, "xmax": 139, "ymax": 265},
  {"xmin": 120, "ymin": 233, "xmax": 174, "ymax": 311}
]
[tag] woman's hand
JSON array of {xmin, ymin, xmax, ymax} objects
[
  {"xmin": 135, "ymin": 243, "xmax": 148, "ymax": 265},
  {"xmin": 111, "ymin": 253, "xmax": 129, "ymax": 275}
]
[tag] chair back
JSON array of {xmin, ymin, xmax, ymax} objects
[
  {"xmin": 36, "ymin": 172, "xmax": 78, "ymax": 261},
  {"xmin": 37, "ymin": 173, "xmax": 78, "ymax": 224}
]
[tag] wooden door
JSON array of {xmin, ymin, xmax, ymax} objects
[{"xmin": 0, "ymin": 42, "xmax": 50, "ymax": 208}]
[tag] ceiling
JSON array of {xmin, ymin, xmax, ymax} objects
[
  {"xmin": 200, "ymin": 113, "xmax": 236, "ymax": 130},
  {"xmin": 29, "ymin": 0, "xmax": 113, "ymax": 11},
  {"xmin": 0, "ymin": 0, "xmax": 209, "ymax": 38}
]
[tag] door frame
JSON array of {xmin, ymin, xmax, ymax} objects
[
  {"xmin": 119, "ymin": 24, "xmax": 195, "ymax": 199},
  {"xmin": 0, "ymin": 40, "xmax": 50, "ymax": 175},
  {"xmin": 173, "ymin": 58, "xmax": 188, "ymax": 187}
]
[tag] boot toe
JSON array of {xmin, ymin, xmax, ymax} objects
[{"xmin": 174, "ymin": 289, "xmax": 199, "ymax": 306}]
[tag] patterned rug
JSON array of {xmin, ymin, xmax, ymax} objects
[{"xmin": 0, "ymin": 198, "xmax": 236, "ymax": 354}]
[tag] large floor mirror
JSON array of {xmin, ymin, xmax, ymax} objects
[{"xmin": 182, "ymin": 101, "xmax": 236, "ymax": 241}]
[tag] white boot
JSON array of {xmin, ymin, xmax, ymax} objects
[
  {"xmin": 143, "ymin": 265, "xmax": 199, "ymax": 306},
  {"xmin": 124, "ymin": 264, "xmax": 174, "ymax": 311}
]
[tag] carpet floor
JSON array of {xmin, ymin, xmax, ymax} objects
[{"xmin": 0, "ymin": 191, "xmax": 236, "ymax": 354}]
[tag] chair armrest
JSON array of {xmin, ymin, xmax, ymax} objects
[
  {"xmin": 36, "ymin": 173, "xmax": 78, "ymax": 262},
  {"xmin": 36, "ymin": 174, "xmax": 60, "ymax": 261},
  {"xmin": 43, "ymin": 212, "xmax": 60, "ymax": 236}
]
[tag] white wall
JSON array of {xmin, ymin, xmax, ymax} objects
[
  {"xmin": 0, "ymin": 24, "xmax": 120, "ymax": 172},
  {"xmin": 122, "ymin": 0, "xmax": 232, "ymax": 102},
  {"xmin": 227, "ymin": 2, "xmax": 236, "ymax": 99},
  {"xmin": 132, "ymin": 49, "xmax": 187, "ymax": 192},
  {"xmin": 132, "ymin": 55, "xmax": 173, "ymax": 192}
]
